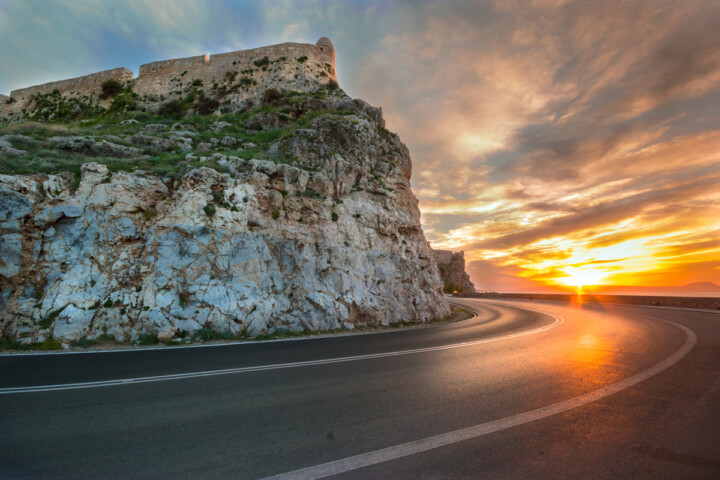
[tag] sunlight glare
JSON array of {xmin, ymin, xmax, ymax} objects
[{"xmin": 560, "ymin": 266, "xmax": 607, "ymax": 288}]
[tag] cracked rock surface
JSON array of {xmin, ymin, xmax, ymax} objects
[{"xmin": 0, "ymin": 96, "xmax": 448, "ymax": 343}]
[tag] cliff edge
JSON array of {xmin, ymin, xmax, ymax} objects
[{"xmin": 0, "ymin": 39, "xmax": 450, "ymax": 346}]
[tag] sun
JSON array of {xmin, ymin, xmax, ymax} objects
[{"xmin": 559, "ymin": 266, "xmax": 607, "ymax": 289}]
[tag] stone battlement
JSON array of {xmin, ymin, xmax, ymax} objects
[{"xmin": 2, "ymin": 38, "xmax": 336, "ymax": 118}]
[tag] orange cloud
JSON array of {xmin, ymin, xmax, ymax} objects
[{"xmin": 358, "ymin": 1, "xmax": 720, "ymax": 292}]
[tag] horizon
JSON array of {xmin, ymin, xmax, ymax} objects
[
  {"xmin": 1, "ymin": 0, "xmax": 718, "ymax": 291},
  {"xmin": 476, "ymin": 280, "xmax": 720, "ymax": 297}
]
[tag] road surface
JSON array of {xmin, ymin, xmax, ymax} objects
[{"xmin": 1, "ymin": 298, "xmax": 719, "ymax": 479}]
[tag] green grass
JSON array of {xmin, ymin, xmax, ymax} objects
[
  {"xmin": 0, "ymin": 87, "xmax": 390, "ymax": 185},
  {"xmin": 0, "ymin": 338, "xmax": 63, "ymax": 351},
  {"xmin": 195, "ymin": 328, "xmax": 237, "ymax": 341},
  {"xmin": 138, "ymin": 333, "xmax": 159, "ymax": 345}
]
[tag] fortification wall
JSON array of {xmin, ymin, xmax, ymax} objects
[
  {"xmin": 1, "ymin": 38, "xmax": 336, "ymax": 121},
  {"xmin": 134, "ymin": 42, "xmax": 336, "ymax": 98},
  {"xmin": 10, "ymin": 67, "xmax": 134, "ymax": 101}
]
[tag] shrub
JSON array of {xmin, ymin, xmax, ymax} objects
[
  {"xmin": 211, "ymin": 191, "xmax": 224, "ymax": 203},
  {"xmin": 100, "ymin": 80, "xmax": 122, "ymax": 99},
  {"xmin": 109, "ymin": 89, "xmax": 138, "ymax": 112},
  {"xmin": 262, "ymin": 88, "xmax": 282, "ymax": 105},
  {"xmin": 191, "ymin": 79, "xmax": 203, "ymax": 87},
  {"xmin": 197, "ymin": 328, "xmax": 214, "ymax": 341},
  {"xmin": 73, "ymin": 338, "xmax": 97, "ymax": 348},
  {"xmin": 103, "ymin": 299, "xmax": 114, "ymax": 308},
  {"xmin": 157, "ymin": 99, "xmax": 185, "ymax": 117},
  {"xmin": 196, "ymin": 98, "xmax": 220, "ymax": 115},
  {"xmin": 272, "ymin": 210, "xmax": 280, "ymax": 220},
  {"xmin": 138, "ymin": 333, "xmax": 158, "ymax": 345},
  {"xmin": 331, "ymin": 212, "xmax": 339, "ymax": 222},
  {"xmin": 296, "ymin": 56, "xmax": 308, "ymax": 63},
  {"xmin": 203, "ymin": 204, "xmax": 216, "ymax": 217},
  {"xmin": 253, "ymin": 56, "xmax": 270, "ymax": 67},
  {"xmin": 97, "ymin": 333, "xmax": 116, "ymax": 342}
]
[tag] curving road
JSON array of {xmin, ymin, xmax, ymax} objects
[{"xmin": 1, "ymin": 299, "xmax": 719, "ymax": 479}]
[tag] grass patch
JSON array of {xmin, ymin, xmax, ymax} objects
[
  {"xmin": 37, "ymin": 304, "xmax": 68, "ymax": 329},
  {"xmin": 195, "ymin": 328, "xmax": 238, "ymax": 341},
  {"xmin": 0, "ymin": 338, "xmax": 63, "ymax": 351},
  {"xmin": 138, "ymin": 332, "xmax": 159, "ymax": 345}
]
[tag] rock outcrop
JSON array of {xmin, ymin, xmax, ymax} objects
[
  {"xmin": 0, "ymin": 94, "xmax": 449, "ymax": 344},
  {"xmin": 432, "ymin": 249, "xmax": 475, "ymax": 294}
]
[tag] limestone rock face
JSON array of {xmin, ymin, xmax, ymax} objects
[
  {"xmin": 0, "ymin": 103, "xmax": 448, "ymax": 343},
  {"xmin": 432, "ymin": 250, "xmax": 475, "ymax": 294}
]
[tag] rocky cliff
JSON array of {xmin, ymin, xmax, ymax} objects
[
  {"xmin": 0, "ymin": 86, "xmax": 449, "ymax": 345},
  {"xmin": 432, "ymin": 250, "xmax": 475, "ymax": 294}
]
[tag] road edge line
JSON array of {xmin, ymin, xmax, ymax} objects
[{"xmin": 260, "ymin": 311, "xmax": 696, "ymax": 480}]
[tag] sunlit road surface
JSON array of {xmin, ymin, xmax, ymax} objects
[{"xmin": 1, "ymin": 299, "xmax": 719, "ymax": 479}]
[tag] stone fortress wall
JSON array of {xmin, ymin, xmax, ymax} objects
[
  {"xmin": 2, "ymin": 38, "xmax": 336, "ymax": 117},
  {"xmin": 10, "ymin": 67, "xmax": 134, "ymax": 101},
  {"xmin": 133, "ymin": 40, "xmax": 336, "ymax": 98}
]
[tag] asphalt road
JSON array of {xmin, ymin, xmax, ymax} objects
[{"xmin": 1, "ymin": 298, "xmax": 719, "ymax": 479}]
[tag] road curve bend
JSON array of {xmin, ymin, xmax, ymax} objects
[{"xmin": 1, "ymin": 299, "xmax": 718, "ymax": 479}]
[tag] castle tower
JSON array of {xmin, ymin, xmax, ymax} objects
[{"xmin": 316, "ymin": 37, "xmax": 336, "ymax": 71}]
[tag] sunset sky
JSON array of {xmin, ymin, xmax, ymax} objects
[{"xmin": 1, "ymin": 0, "xmax": 718, "ymax": 292}]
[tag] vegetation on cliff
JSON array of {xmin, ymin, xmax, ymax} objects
[
  {"xmin": 0, "ymin": 84, "xmax": 448, "ymax": 348},
  {"xmin": 0, "ymin": 86, "xmax": 371, "ymax": 181}
]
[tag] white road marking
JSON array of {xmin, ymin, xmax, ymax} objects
[
  {"xmin": 0, "ymin": 305, "xmax": 479, "ymax": 357},
  {"xmin": 261, "ymin": 312, "xmax": 697, "ymax": 480},
  {"xmin": 0, "ymin": 306, "xmax": 561, "ymax": 395}
]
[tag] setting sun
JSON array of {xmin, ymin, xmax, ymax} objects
[{"xmin": 559, "ymin": 266, "xmax": 607, "ymax": 289}]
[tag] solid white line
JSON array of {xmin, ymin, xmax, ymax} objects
[
  {"xmin": 0, "ymin": 304, "xmax": 480, "ymax": 357},
  {"xmin": 261, "ymin": 316, "xmax": 697, "ymax": 480},
  {"xmin": 0, "ymin": 308, "xmax": 562, "ymax": 395}
]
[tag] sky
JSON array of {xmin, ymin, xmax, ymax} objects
[{"xmin": 1, "ymin": 0, "xmax": 719, "ymax": 292}]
